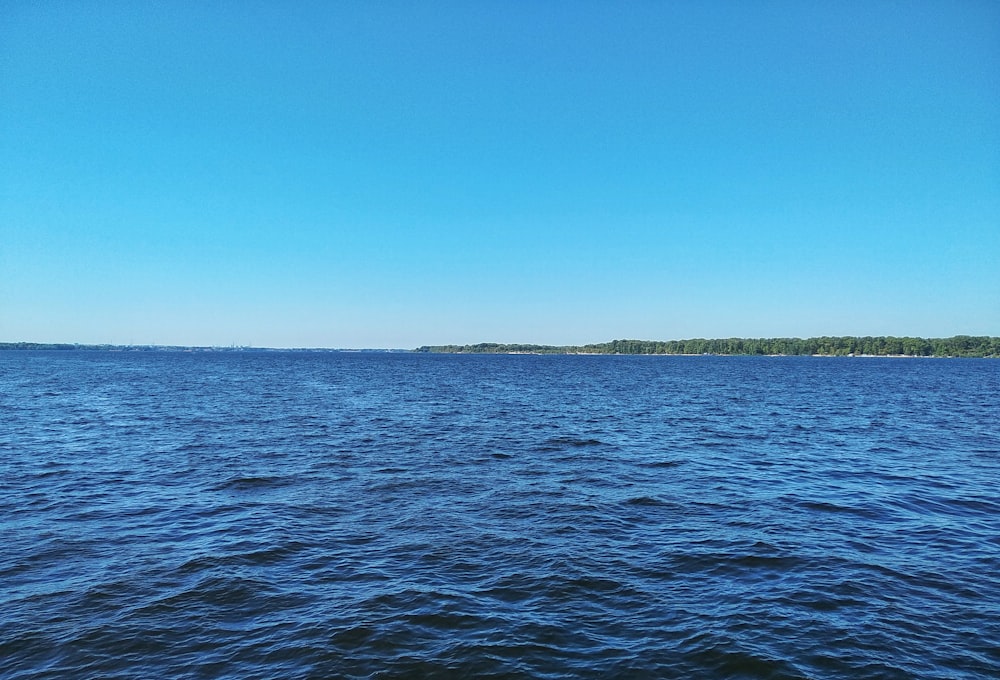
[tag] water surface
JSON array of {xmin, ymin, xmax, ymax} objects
[{"xmin": 1, "ymin": 352, "xmax": 997, "ymax": 678}]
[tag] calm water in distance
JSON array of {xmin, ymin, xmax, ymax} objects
[{"xmin": 1, "ymin": 351, "xmax": 998, "ymax": 679}]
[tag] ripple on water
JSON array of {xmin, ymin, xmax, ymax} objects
[{"xmin": 0, "ymin": 352, "xmax": 997, "ymax": 679}]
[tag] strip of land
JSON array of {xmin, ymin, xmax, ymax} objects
[
  {"xmin": 2, "ymin": 336, "xmax": 997, "ymax": 357},
  {"xmin": 416, "ymin": 336, "xmax": 1000, "ymax": 357}
]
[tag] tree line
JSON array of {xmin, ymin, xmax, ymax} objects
[
  {"xmin": 416, "ymin": 336, "xmax": 1000, "ymax": 357},
  {"xmin": 5, "ymin": 337, "xmax": 997, "ymax": 357}
]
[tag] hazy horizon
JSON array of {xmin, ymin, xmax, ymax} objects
[
  {"xmin": 3, "ymin": 3, "xmax": 998, "ymax": 348},
  {"xmin": 5, "ymin": 333, "xmax": 999, "ymax": 354}
]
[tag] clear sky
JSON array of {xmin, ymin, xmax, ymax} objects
[{"xmin": 2, "ymin": 1, "xmax": 998, "ymax": 348}]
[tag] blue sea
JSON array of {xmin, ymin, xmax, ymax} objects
[{"xmin": 1, "ymin": 351, "xmax": 998, "ymax": 679}]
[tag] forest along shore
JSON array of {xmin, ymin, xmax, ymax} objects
[
  {"xmin": 3, "ymin": 336, "xmax": 998, "ymax": 357},
  {"xmin": 415, "ymin": 336, "xmax": 1000, "ymax": 357}
]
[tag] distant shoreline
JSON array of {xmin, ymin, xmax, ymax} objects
[
  {"xmin": 415, "ymin": 336, "xmax": 999, "ymax": 358},
  {"xmin": 3, "ymin": 335, "xmax": 998, "ymax": 358}
]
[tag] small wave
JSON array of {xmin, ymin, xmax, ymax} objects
[
  {"xmin": 642, "ymin": 459, "xmax": 684, "ymax": 468},
  {"xmin": 210, "ymin": 475, "xmax": 291, "ymax": 492},
  {"xmin": 867, "ymin": 444, "xmax": 904, "ymax": 455},
  {"xmin": 799, "ymin": 500, "xmax": 877, "ymax": 517},
  {"xmin": 32, "ymin": 467, "xmax": 71, "ymax": 479},
  {"xmin": 625, "ymin": 495, "xmax": 672, "ymax": 507},
  {"xmin": 670, "ymin": 550, "xmax": 805, "ymax": 575},
  {"xmin": 539, "ymin": 437, "xmax": 606, "ymax": 451},
  {"xmin": 681, "ymin": 644, "xmax": 802, "ymax": 680},
  {"xmin": 798, "ymin": 594, "xmax": 867, "ymax": 612}
]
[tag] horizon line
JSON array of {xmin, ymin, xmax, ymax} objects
[{"xmin": 3, "ymin": 333, "xmax": 999, "ymax": 353}]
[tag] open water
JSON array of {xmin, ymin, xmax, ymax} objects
[{"xmin": 1, "ymin": 351, "xmax": 998, "ymax": 679}]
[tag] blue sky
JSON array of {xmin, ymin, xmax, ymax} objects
[{"xmin": 2, "ymin": 1, "xmax": 998, "ymax": 348}]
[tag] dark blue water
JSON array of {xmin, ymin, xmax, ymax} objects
[{"xmin": 1, "ymin": 352, "xmax": 998, "ymax": 679}]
